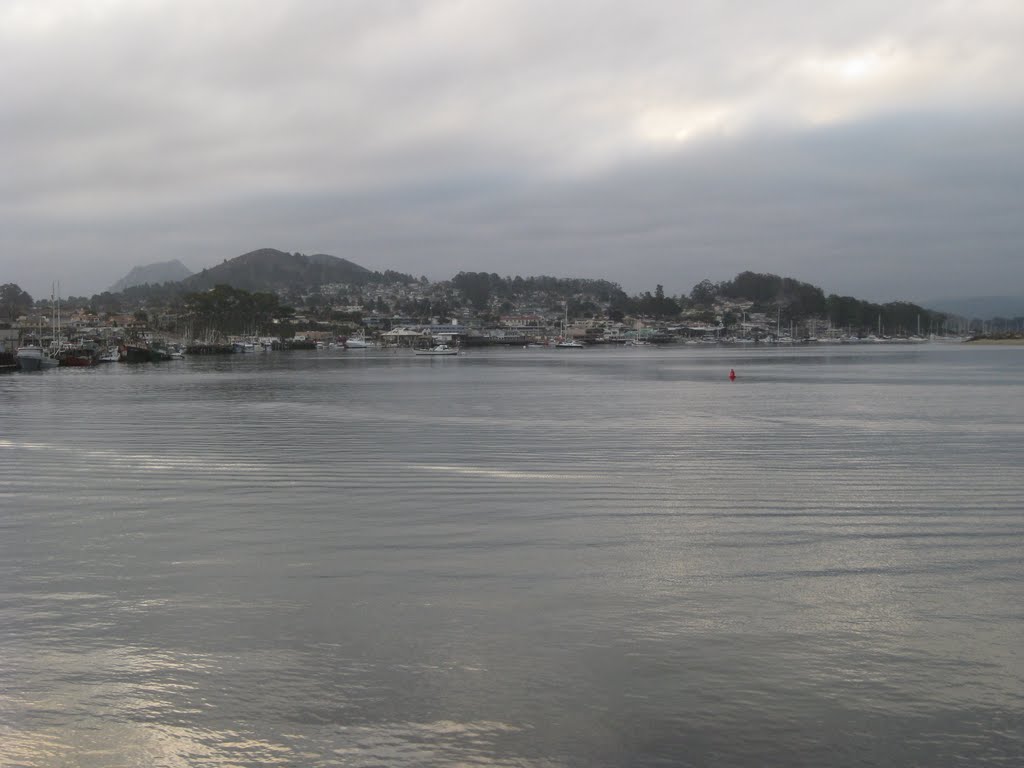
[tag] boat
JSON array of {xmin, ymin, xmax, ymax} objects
[
  {"xmin": 17, "ymin": 283, "xmax": 62, "ymax": 370},
  {"xmin": 345, "ymin": 334, "xmax": 371, "ymax": 349},
  {"xmin": 98, "ymin": 347, "xmax": 121, "ymax": 363},
  {"xmin": 625, "ymin": 317, "xmax": 652, "ymax": 347},
  {"xmin": 124, "ymin": 343, "xmax": 171, "ymax": 363},
  {"xmin": 57, "ymin": 343, "xmax": 100, "ymax": 367},
  {"xmin": 15, "ymin": 345, "xmax": 59, "ymax": 371},
  {"xmin": 556, "ymin": 303, "xmax": 585, "ymax": 348},
  {"xmin": 414, "ymin": 344, "xmax": 459, "ymax": 356}
]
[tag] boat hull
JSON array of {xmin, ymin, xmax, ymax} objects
[
  {"xmin": 17, "ymin": 354, "xmax": 42, "ymax": 371},
  {"xmin": 15, "ymin": 347, "xmax": 58, "ymax": 371},
  {"xmin": 124, "ymin": 345, "xmax": 171, "ymax": 363}
]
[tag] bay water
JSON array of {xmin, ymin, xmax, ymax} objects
[{"xmin": 1, "ymin": 344, "xmax": 1022, "ymax": 766}]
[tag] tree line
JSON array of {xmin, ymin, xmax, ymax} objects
[
  {"xmin": 689, "ymin": 271, "xmax": 948, "ymax": 334},
  {"xmin": 1, "ymin": 269, "xmax": 962, "ymax": 336}
]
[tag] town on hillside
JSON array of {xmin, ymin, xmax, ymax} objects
[{"xmin": 2, "ymin": 251, "xmax": 1020, "ymax": 369}]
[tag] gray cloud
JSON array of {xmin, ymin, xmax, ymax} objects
[{"xmin": 2, "ymin": 1, "xmax": 1022, "ymax": 302}]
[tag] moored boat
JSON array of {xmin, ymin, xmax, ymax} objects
[
  {"xmin": 57, "ymin": 343, "xmax": 100, "ymax": 367},
  {"xmin": 414, "ymin": 344, "xmax": 459, "ymax": 356},
  {"xmin": 15, "ymin": 345, "xmax": 59, "ymax": 371},
  {"xmin": 123, "ymin": 343, "xmax": 172, "ymax": 363}
]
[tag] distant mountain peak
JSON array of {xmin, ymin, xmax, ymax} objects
[
  {"xmin": 108, "ymin": 259, "xmax": 192, "ymax": 293},
  {"xmin": 182, "ymin": 248, "xmax": 373, "ymax": 292}
]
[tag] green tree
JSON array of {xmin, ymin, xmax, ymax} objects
[
  {"xmin": 451, "ymin": 272, "xmax": 493, "ymax": 310},
  {"xmin": 0, "ymin": 283, "xmax": 33, "ymax": 321},
  {"xmin": 690, "ymin": 279, "xmax": 718, "ymax": 306}
]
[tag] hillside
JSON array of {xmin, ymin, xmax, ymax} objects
[
  {"xmin": 107, "ymin": 259, "xmax": 192, "ymax": 292},
  {"xmin": 182, "ymin": 249, "xmax": 373, "ymax": 293}
]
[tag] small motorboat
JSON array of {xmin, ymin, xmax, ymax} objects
[{"xmin": 414, "ymin": 344, "xmax": 459, "ymax": 356}]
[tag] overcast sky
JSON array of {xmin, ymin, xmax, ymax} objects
[{"xmin": 2, "ymin": 0, "xmax": 1022, "ymax": 303}]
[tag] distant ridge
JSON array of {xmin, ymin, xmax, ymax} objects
[
  {"xmin": 107, "ymin": 259, "xmax": 192, "ymax": 292},
  {"xmin": 182, "ymin": 248, "xmax": 373, "ymax": 292},
  {"xmin": 926, "ymin": 296, "xmax": 1024, "ymax": 320}
]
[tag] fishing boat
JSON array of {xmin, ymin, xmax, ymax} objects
[
  {"xmin": 57, "ymin": 343, "xmax": 100, "ymax": 367},
  {"xmin": 17, "ymin": 283, "xmax": 62, "ymax": 370},
  {"xmin": 15, "ymin": 345, "xmax": 59, "ymax": 371},
  {"xmin": 124, "ymin": 343, "xmax": 171, "ymax": 363}
]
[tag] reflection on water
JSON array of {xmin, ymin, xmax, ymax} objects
[{"xmin": 1, "ymin": 345, "xmax": 1022, "ymax": 766}]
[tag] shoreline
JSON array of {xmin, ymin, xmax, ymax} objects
[{"xmin": 965, "ymin": 337, "xmax": 1024, "ymax": 345}]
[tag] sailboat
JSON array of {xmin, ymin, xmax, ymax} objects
[
  {"xmin": 626, "ymin": 317, "xmax": 652, "ymax": 346},
  {"xmin": 555, "ymin": 303, "xmax": 585, "ymax": 348}
]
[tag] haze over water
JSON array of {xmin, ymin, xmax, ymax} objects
[{"xmin": 2, "ymin": 345, "xmax": 1022, "ymax": 767}]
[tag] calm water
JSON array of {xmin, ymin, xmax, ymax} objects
[{"xmin": 1, "ymin": 344, "xmax": 1022, "ymax": 767}]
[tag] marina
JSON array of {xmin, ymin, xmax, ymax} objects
[{"xmin": 2, "ymin": 330, "xmax": 987, "ymax": 373}]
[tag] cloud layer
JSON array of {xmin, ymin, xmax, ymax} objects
[{"xmin": 2, "ymin": 0, "xmax": 1022, "ymax": 300}]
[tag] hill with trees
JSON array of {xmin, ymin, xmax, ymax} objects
[
  {"xmin": 181, "ymin": 249, "xmax": 413, "ymax": 293},
  {"xmin": 107, "ymin": 259, "xmax": 192, "ymax": 293},
  {"xmin": 690, "ymin": 271, "xmax": 947, "ymax": 335}
]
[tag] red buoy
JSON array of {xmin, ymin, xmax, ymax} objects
[{"xmin": 729, "ymin": 368, "xmax": 736, "ymax": 381}]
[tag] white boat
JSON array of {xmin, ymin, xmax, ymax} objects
[
  {"xmin": 414, "ymin": 344, "xmax": 459, "ymax": 356},
  {"xmin": 345, "ymin": 334, "xmax": 371, "ymax": 349},
  {"xmin": 556, "ymin": 303, "xmax": 585, "ymax": 348}
]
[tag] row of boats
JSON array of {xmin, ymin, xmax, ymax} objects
[
  {"xmin": 9, "ymin": 331, "xmax": 959, "ymax": 372},
  {"xmin": 12, "ymin": 341, "xmax": 185, "ymax": 371}
]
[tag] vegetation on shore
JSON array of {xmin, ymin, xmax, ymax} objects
[
  {"xmin": 965, "ymin": 333, "xmax": 1024, "ymax": 344},
  {"xmin": 3, "ymin": 251, "xmax": 1022, "ymax": 340}
]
